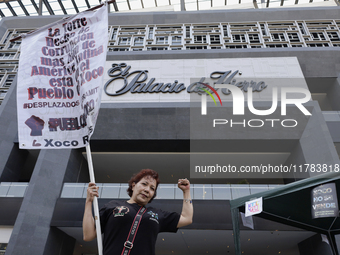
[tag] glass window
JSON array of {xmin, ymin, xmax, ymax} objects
[
  {"xmin": 0, "ymin": 183, "xmax": 11, "ymax": 197},
  {"xmin": 311, "ymin": 32, "xmax": 326, "ymax": 41},
  {"xmin": 119, "ymin": 184, "xmax": 130, "ymax": 199},
  {"xmin": 172, "ymin": 36, "xmax": 182, "ymax": 45},
  {"xmin": 118, "ymin": 37, "xmax": 131, "ymax": 45},
  {"xmin": 193, "ymin": 184, "xmax": 212, "ymax": 200},
  {"xmin": 250, "ymin": 185, "xmax": 269, "ymax": 195},
  {"xmin": 111, "ymin": 28, "xmax": 118, "ymax": 40},
  {"xmin": 148, "ymin": 27, "xmax": 154, "ymax": 39},
  {"xmin": 226, "ymin": 45, "xmax": 248, "ymax": 49},
  {"xmin": 328, "ymin": 32, "xmax": 340, "ymax": 41},
  {"xmin": 101, "ymin": 184, "xmax": 120, "ymax": 198},
  {"xmin": 210, "ymin": 35, "xmax": 220, "ymax": 44},
  {"xmin": 81, "ymin": 183, "xmax": 104, "ymax": 198},
  {"xmin": 298, "ymin": 23, "xmax": 306, "ymax": 35},
  {"xmin": 232, "ymin": 34, "xmax": 246, "ymax": 43},
  {"xmin": 0, "ymin": 66, "xmax": 16, "ymax": 72},
  {"xmin": 156, "ymin": 36, "xmax": 168, "ymax": 44},
  {"xmin": 271, "ymin": 33, "xmax": 286, "ymax": 42},
  {"xmin": 223, "ymin": 25, "xmax": 228, "ymax": 37},
  {"xmin": 156, "ymin": 184, "xmax": 175, "ymax": 199},
  {"xmin": 2, "ymin": 31, "xmax": 13, "ymax": 44},
  {"xmin": 0, "ymin": 62, "xmax": 18, "ymax": 66},
  {"xmin": 186, "ymin": 26, "xmax": 190, "ymax": 38},
  {"xmin": 266, "ymin": 44, "xmax": 288, "ymax": 48},
  {"xmin": 7, "ymin": 182, "xmax": 28, "ymax": 197},
  {"xmin": 230, "ymin": 184, "xmax": 250, "ymax": 199},
  {"xmin": 248, "ymin": 34, "xmax": 260, "ymax": 43},
  {"xmin": 260, "ymin": 24, "xmax": 267, "ymax": 36},
  {"xmin": 268, "ymin": 184, "xmax": 282, "ymax": 190},
  {"xmin": 0, "ymin": 53, "xmax": 15, "ymax": 60},
  {"xmin": 134, "ymin": 37, "xmax": 144, "ymax": 46},
  {"xmin": 287, "ymin": 32, "xmax": 300, "ymax": 42},
  {"xmin": 194, "ymin": 35, "xmax": 206, "ymax": 44},
  {"xmin": 3, "ymin": 75, "xmax": 15, "ymax": 88},
  {"xmin": 147, "ymin": 47, "xmax": 168, "ymax": 51},
  {"xmin": 0, "ymin": 90, "xmax": 7, "ymax": 98},
  {"xmin": 307, "ymin": 43, "xmax": 329, "ymax": 47},
  {"xmin": 109, "ymin": 48, "xmax": 129, "ymax": 52},
  {"xmin": 61, "ymin": 183, "xmax": 86, "ymax": 198},
  {"xmin": 173, "ymin": 185, "xmax": 182, "ymax": 200},
  {"xmin": 186, "ymin": 46, "xmax": 207, "ymax": 50},
  {"xmin": 7, "ymin": 41, "xmax": 21, "ymax": 49},
  {"xmin": 212, "ymin": 184, "xmax": 231, "ymax": 200}
]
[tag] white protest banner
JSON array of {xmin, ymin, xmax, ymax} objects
[
  {"xmin": 17, "ymin": 3, "xmax": 108, "ymax": 149},
  {"xmin": 245, "ymin": 197, "xmax": 263, "ymax": 217}
]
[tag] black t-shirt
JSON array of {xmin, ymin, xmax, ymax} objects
[{"xmin": 100, "ymin": 200, "xmax": 180, "ymax": 255}]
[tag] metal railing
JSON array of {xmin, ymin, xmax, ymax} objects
[
  {"xmin": 60, "ymin": 183, "xmax": 281, "ymax": 200},
  {"xmin": 0, "ymin": 182, "xmax": 282, "ymax": 199}
]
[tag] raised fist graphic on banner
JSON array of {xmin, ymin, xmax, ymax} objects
[{"xmin": 25, "ymin": 115, "xmax": 45, "ymax": 136}]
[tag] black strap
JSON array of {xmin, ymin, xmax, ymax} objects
[{"xmin": 121, "ymin": 206, "xmax": 146, "ymax": 255}]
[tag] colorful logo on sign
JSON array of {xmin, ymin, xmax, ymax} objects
[
  {"xmin": 245, "ymin": 197, "xmax": 263, "ymax": 217},
  {"xmin": 248, "ymin": 201, "xmax": 260, "ymax": 213}
]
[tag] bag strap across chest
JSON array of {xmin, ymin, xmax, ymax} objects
[{"xmin": 121, "ymin": 206, "xmax": 147, "ymax": 255}]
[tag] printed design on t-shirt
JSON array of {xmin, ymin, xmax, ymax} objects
[
  {"xmin": 25, "ymin": 115, "xmax": 45, "ymax": 136},
  {"xmin": 147, "ymin": 211, "xmax": 159, "ymax": 224},
  {"xmin": 113, "ymin": 206, "xmax": 129, "ymax": 217}
]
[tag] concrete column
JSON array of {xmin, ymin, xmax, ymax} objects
[
  {"xmin": 327, "ymin": 76, "xmax": 340, "ymax": 111},
  {"xmin": 5, "ymin": 149, "xmax": 83, "ymax": 255},
  {"xmin": 0, "ymin": 78, "xmax": 33, "ymax": 182},
  {"xmin": 0, "ymin": 77, "xmax": 22, "ymax": 181},
  {"xmin": 284, "ymin": 102, "xmax": 340, "ymax": 181}
]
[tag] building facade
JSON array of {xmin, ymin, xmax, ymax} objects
[{"xmin": 1, "ymin": 5, "xmax": 340, "ymax": 255}]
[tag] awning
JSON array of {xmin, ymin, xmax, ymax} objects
[{"xmin": 230, "ymin": 171, "xmax": 340, "ymax": 255}]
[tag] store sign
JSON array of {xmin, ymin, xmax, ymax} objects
[
  {"xmin": 102, "ymin": 58, "xmax": 308, "ymax": 103},
  {"xmin": 312, "ymin": 183, "xmax": 339, "ymax": 219},
  {"xmin": 104, "ymin": 63, "xmax": 267, "ymax": 96}
]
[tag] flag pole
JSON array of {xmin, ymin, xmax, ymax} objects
[{"xmin": 86, "ymin": 143, "xmax": 103, "ymax": 255}]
